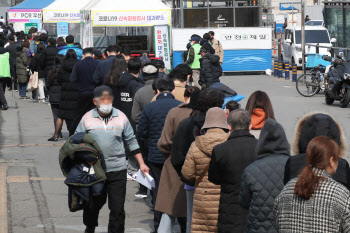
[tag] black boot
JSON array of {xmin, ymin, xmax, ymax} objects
[
  {"xmin": 2, "ymin": 104, "xmax": 8, "ymax": 110},
  {"xmin": 84, "ymin": 226, "xmax": 95, "ymax": 233}
]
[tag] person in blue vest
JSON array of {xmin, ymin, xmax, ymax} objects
[
  {"xmin": 185, "ymin": 35, "xmax": 202, "ymax": 89},
  {"xmin": 58, "ymin": 35, "xmax": 83, "ymax": 60}
]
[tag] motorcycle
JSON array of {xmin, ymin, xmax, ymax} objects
[{"xmin": 322, "ymin": 55, "xmax": 350, "ymax": 108}]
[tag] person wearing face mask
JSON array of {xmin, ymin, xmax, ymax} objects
[
  {"xmin": 209, "ymin": 31, "xmax": 224, "ymax": 66},
  {"xmin": 75, "ymin": 85, "xmax": 149, "ymax": 233},
  {"xmin": 185, "ymin": 35, "xmax": 202, "ymax": 88},
  {"xmin": 274, "ymin": 136, "xmax": 350, "ymax": 232}
]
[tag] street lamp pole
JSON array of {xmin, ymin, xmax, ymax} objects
[{"xmin": 301, "ymin": 0, "xmax": 305, "ymax": 75}]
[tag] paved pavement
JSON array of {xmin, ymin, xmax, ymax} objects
[{"xmin": 1, "ymin": 74, "xmax": 350, "ymax": 233}]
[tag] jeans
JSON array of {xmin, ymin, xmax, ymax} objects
[
  {"xmin": 18, "ymin": 83, "xmax": 27, "ymax": 97},
  {"xmin": 158, "ymin": 213, "xmax": 187, "ymax": 233},
  {"xmin": 37, "ymin": 78, "xmax": 45, "ymax": 100},
  {"xmin": 149, "ymin": 162, "xmax": 164, "ymax": 232},
  {"xmin": 186, "ymin": 189, "xmax": 194, "ymax": 233},
  {"xmin": 83, "ymin": 170, "xmax": 127, "ymax": 233},
  {"xmin": 0, "ymin": 79, "xmax": 7, "ymax": 106}
]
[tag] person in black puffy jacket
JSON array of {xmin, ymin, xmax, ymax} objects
[
  {"xmin": 137, "ymin": 78, "xmax": 181, "ymax": 232},
  {"xmin": 239, "ymin": 119, "xmax": 290, "ymax": 233},
  {"xmin": 199, "ymin": 44, "xmax": 222, "ymax": 89},
  {"xmin": 47, "ymin": 54, "xmax": 64, "ymax": 141},
  {"xmin": 49, "ymin": 50, "xmax": 78, "ymax": 140},
  {"xmin": 40, "ymin": 37, "xmax": 59, "ymax": 89},
  {"xmin": 284, "ymin": 113, "xmax": 350, "ymax": 190}
]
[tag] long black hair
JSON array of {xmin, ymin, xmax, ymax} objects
[
  {"xmin": 64, "ymin": 49, "xmax": 77, "ymax": 60},
  {"xmin": 105, "ymin": 54, "xmax": 127, "ymax": 87},
  {"xmin": 49, "ymin": 54, "xmax": 64, "ymax": 82}
]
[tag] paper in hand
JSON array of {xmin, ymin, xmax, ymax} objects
[{"xmin": 135, "ymin": 169, "xmax": 155, "ymax": 190}]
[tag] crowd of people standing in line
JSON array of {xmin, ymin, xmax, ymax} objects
[{"xmin": 1, "ymin": 24, "xmax": 350, "ymax": 233}]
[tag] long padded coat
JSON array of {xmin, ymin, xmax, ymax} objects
[
  {"xmin": 239, "ymin": 119, "xmax": 290, "ymax": 233},
  {"xmin": 182, "ymin": 128, "xmax": 229, "ymax": 233}
]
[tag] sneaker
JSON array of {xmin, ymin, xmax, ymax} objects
[
  {"xmin": 135, "ymin": 190, "xmax": 148, "ymax": 199},
  {"xmin": 84, "ymin": 226, "xmax": 95, "ymax": 233},
  {"xmin": 39, "ymin": 99, "xmax": 45, "ymax": 104},
  {"xmin": 127, "ymin": 171, "xmax": 137, "ymax": 181}
]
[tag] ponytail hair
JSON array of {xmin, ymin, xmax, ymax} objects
[{"xmin": 294, "ymin": 136, "xmax": 340, "ymax": 199}]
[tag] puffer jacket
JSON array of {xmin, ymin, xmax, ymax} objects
[
  {"xmin": 29, "ymin": 51, "xmax": 45, "ymax": 79},
  {"xmin": 239, "ymin": 119, "xmax": 290, "ymax": 233},
  {"xmin": 112, "ymin": 72, "xmax": 144, "ymax": 129},
  {"xmin": 40, "ymin": 45, "xmax": 59, "ymax": 82},
  {"xmin": 58, "ymin": 59, "xmax": 79, "ymax": 120},
  {"xmin": 208, "ymin": 130, "xmax": 258, "ymax": 233},
  {"xmin": 137, "ymin": 92, "xmax": 181, "ymax": 164},
  {"xmin": 199, "ymin": 53, "xmax": 222, "ymax": 87},
  {"xmin": 59, "ymin": 133, "xmax": 107, "ymax": 185},
  {"xmin": 47, "ymin": 64, "xmax": 62, "ymax": 105},
  {"xmin": 284, "ymin": 113, "xmax": 350, "ymax": 190},
  {"xmin": 182, "ymin": 128, "xmax": 230, "ymax": 233},
  {"xmin": 16, "ymin": 47, "xmax": 29, "ymax": 84}
]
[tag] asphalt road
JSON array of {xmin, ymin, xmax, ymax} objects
[{"xmin": 0, "ymin": 74, "xmax": 350, "ymax": 233}]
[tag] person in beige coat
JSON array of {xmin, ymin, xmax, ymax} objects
[
  {"xmin": 156, "ymin": 87, "xmax": 200, "ymax": 233},
  {"xmin": 182, "ymin": 107, "xmax": 230, "ymax": 233},
  {"xmin": 209, "ymin": 31, "xmax": 224, "ymax": 65}
]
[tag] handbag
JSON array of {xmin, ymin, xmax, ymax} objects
[{"xmin": 27, "ymin": 71, "xmax": 38, "ymax": 91}]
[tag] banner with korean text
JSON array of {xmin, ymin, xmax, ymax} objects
[
  {"xmin": 92, "ymin": 10, "xmax": 170, "ymax": 27},
  {"xmin": 154, "ymin": 25, "xmax": 171, "ymax": 70},
  {"xmin": 43, "ymin": 10, "xmax": 81, "ymax": 23},
  {"xmin": 8, "ymin": 9, "xmax": 42, "ymax": 23}
]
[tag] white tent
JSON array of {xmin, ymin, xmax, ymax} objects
[
  {"xmin": 85, "ymin": 0, "xmax": 171, "ymax": 27},
  {"xmin": 43, "ymin": 0, "xmax": 92, "ymax": 23}
]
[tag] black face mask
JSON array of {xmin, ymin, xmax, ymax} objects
[{"xmin": 210, "ymin": 37, "xmax": 214, "ymax": 41}]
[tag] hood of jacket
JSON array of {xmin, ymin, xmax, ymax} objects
[
  {"xmin": 118, "ymin": 72, "xmax": 143, "ymax": 88},
  {"xmin": 202, "ymin": 53, "xmax": 220, "ymax": 64},
  {"xmin": 293, "ymin": 113, "xmax": 347, "ymax": 158},
  {"xmin": 251, "ymin": 108, "xmax": 266, "ymax": 129},
  {"xmin": 62, "ymin": 59, "xmax": 77, "ymax": 73},
  {"xmin": 196, "ymin": 128, "xmax": 229, "ymax": 156},
  {"xmin": 256, "ymin": 118, "xmax": 290, "ymax": 159}
]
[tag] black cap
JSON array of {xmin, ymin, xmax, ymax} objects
[
  {"xmin": 203, "ymin": 33, "xmax": 211, "ymax": 40},
  {"xmin": 152, "ymin": 59, "xmax": 165, "ymax": 69},
  {"xmin": 93, "ymin": 85, "xmax": 113, "ymax": 98}
]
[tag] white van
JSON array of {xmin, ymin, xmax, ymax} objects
[{"xmin": 282, "ymin": 26, "xmax": 336, "ymax": 67}]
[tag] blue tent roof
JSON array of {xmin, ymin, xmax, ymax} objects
[{"xmin": 10, "ymin": 0, "xmax": 55, "ymax": 9}]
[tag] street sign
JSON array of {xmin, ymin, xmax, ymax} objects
[{"xmin": 24, "ymin": 23, "xmax": 38, "ymax": 34}]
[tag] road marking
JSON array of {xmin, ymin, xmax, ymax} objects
[
  {"xmin": 0, "ymin": 166, "xmax": 8, "ymax": 233},
  {"xmin": 7, "ymin": 176, "xmax": 65, "ymax": 183},
  {"xmin": 0, "ymin": 143, "xmax": 63, "ymax": 148},
  {"xmin": 282, "ymin": 86, "xmax": 293, "ymax": 88}
]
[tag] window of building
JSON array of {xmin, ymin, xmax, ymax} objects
[
  {"xmin": 184, "ymin": 9, "xmax": 208, "ymax": 27},
  {"xmin": 209, "ymin": 8, "xmax": 234, "ymax": 27},
  {"xmin": 235, "ymin": 8, "xmax": 259, "ymax": 27}
]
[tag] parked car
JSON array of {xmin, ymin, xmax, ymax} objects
[
  {"xmin": 282, "ymin": 26, "xmax": 336, "ymax": 67},
  {"xmin": 305, "ymin": 20, "xmax": 324, "ymax": 26}
]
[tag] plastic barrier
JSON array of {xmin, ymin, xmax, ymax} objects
[{"xmin": 306, "ymin": 54, "xmax": 331, "ymax": 68}]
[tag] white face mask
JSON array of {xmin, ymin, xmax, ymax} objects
[{"xmin": 98, "ymin": 104, "xmax": 113, "ymax": 115}]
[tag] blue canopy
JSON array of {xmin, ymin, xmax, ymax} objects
[{"xmin": 10, "ymin": 0, "xmax": 55, "ymax": 9}]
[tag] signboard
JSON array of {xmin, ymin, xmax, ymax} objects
[
  {"xmin": 57, "ymin": 22, "xmax": 69, "ymax": 37},
  {"xmin": 172, "ymin": 27, "xmax": 272, "ymax": 51},
  {"xmin": 8, "ymin": 9, "xmax": 42, "ymax": 23},
  {"xmin": 43, "ymin": 10, "xmax": 81, "ymax": 23},
  {"xmin": 29, "ymin": 19, "xmax": 41, "ymax": 31},
  {"xmin": 154, "ymin": 25, "xmax": 171, "ymax": 70},
  {"xmin": 25, "ymin": 23, "xmax": 38, "ymax": 34},
  {"xmin": 92, "ymin": 10, "xmax": 171, "ymax": 26}
]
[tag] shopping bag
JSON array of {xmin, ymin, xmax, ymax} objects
[{"xmin": 27, "ymin": 71, "xmax": 38, "ymax": 91}]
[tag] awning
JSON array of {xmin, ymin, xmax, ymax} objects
[
  {"xmin": 9, "ymin": 0, "xmax": 55, "ymax": 22},
  {"xmin": 87, "ymin": 0, "xmax": 171, "ymax": 27},
  {"xmin": 43, "ymin": 0, "xmax": 92, "ymax": 23}
]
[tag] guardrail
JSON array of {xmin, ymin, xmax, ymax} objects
[{"xmin": 305, "ymin": 43, "xmax": 350, "ymax": 58}]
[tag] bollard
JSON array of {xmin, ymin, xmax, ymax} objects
[
  {"xmin": 292, "ymin": 64, "xmax": 297, "ymax": 82},
  {"xmin": 278, "ymin": 60, "xmax": 283, "ymax": 78},
  {"xmin": 285, "ymin": 62, "xmax": 290, "ymax": 80},
  {"xmin": 274, "ymin": 60, "xmax": 278, "ymax": 77},
  {"xmin": 273, "ymin": 41, "xmax": 277, "ymax": 55}
]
